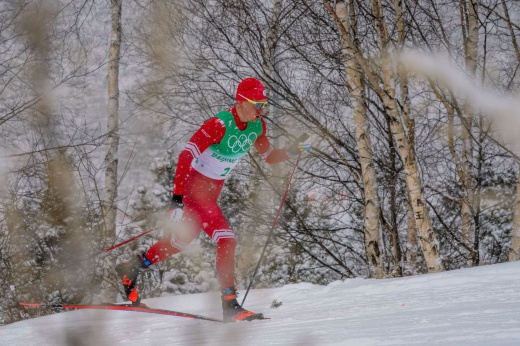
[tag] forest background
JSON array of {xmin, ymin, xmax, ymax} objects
[{"xmin": 1, "ymin": 0, "xmax": 520, "ymax": 326}]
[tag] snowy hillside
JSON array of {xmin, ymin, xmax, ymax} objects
[{"xmin": 1, "ymin": 261, "xmax": 519, "ymax": 345}]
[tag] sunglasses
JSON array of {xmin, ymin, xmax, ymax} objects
[{"xmin": 238, "ymin": 94, "xmax": 268, "ymax": 110}]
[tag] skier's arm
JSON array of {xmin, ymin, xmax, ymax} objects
[
  {"xmin": 254, "ymin": 118, "xmax": 291, "ymax": 164},
  {"xmin": 172, "ymin": 118, "xmax": 225, "ymax": 195}
]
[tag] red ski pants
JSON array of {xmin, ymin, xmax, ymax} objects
[{"xmin": 145, "ymin": 170, "xmax": 237, "ymax": 289}]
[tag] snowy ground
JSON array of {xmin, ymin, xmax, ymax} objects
[{"xmin": 2, "ymin": 261, "xmax": 520, "ymax": 346}]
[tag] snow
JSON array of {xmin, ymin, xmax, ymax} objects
[{"xmin": 2, "ymin": 261, "xmax": 520, "ymax": 345}]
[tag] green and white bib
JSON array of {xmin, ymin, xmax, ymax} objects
[{"xmin": 192, "ymin": 111, "xmax": 263, "ymax": 179}]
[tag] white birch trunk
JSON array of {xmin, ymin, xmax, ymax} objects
[
  {"xmin": 371, "ymin": 0, "xmax": 445, "ymax": 272},
  {"xmin": 336, "ymin": 1, "xmax": 383, "ymax": 278},
  {"xmin": 104, "ymin": 0, "xmax": 122, "ymax": 244},
  {"xmin": 395, "ymin": 0, "xmax": 415, "ymax": 275},
  {"xmin": 509, "ymin": 171, "xmax": 520, "ymax": 261},
  {"xmin": 100, "ymin": 0, "xmax": 122, "ymax": 302},
  {"xmin": 324, "ymin": 0, "xmax": 444, "ymax": 273},
  {"xmin": 404, "ymin": 207, "xmax": 419, "ymax": 275},
  {"xmin": 502, "ymin": 0, "xmax": 520, "ymax": 262},
  {"xmin": 460, "ymin": 0, "xmax": 478, "ymax": 266},
  {"xmin": 380, "ymin": 56, "xmax": 444, "ymax": 272}
]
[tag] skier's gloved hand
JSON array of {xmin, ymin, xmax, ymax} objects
[
  {"xmin": 168, "ymin": 194, "xmax": 184, "ymax": 222},
  {"xmin": 287, "ymin": 133, "xmax": 311, "ymax": 158}
]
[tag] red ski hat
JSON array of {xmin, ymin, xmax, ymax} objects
[{"xmin": 235, "ymin": 77, "xmax": 267, "ymax": 102}]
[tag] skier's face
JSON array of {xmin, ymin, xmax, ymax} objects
[{"xmin": 236, "ymin": 99, "xmax": 266, "ymax": 122}]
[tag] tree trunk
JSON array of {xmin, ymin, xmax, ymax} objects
[
  {"xmin": 404, "ymin": 207, "xmax": 419, "ymax": 275},
  {"xmin": 381, "ymin": 61, "xmax": 444, "ymax": 272},
  {"xmin": 372, "ymin": 0, "xmax": 444, "ymax": 272},
  {"xmin": 509, "ymin": 170, "xmax": 520, "ymax": 261},
  {"xmin": 101, "ymin": 0, "xmax": 122, "ymax": 302},
  {"xmin": 500, "ymin": 0, "xmax": 520, "ymax": 262},
  {"xmin": 104, "ymin": 0, "xmax": 122, "ymax": 245},
  {"xmin": 324, "ymin": 0, "xmax": 444, "ymax": 273},
  {"xmin": 387, "ymin": 117, "xmax": 403, "ymax": 277},
  {"xmin": 460, "ymin": 0, "xmax": 479, "ymax": 266},
  {"xmin": 392, "ymin": 0, "xmax": 410, "ymax": 277},
  {"xmin": 336, "ymin": 1, "xmax": 383, "ymax": 278}
]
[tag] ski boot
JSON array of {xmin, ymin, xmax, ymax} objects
[
  {"xmin": 115, "ymin": 254, "xmax": 150, "ymax": 306},
  {"xmin": 221, "ymin": 287, "xmax": 264, "ymax": 322}
]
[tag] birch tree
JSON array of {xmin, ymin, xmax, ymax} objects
[
  {"xmin": 502, "ymin": 0, "xmax": 520, "ymax": 262},
  {"xmin": 324, "ymin": 0, "xmax": 445, "ymax": 272},
  {"xmin": 372, "ymin": 0, "xmax": 443, "ymax": 272},
  {"xmin": 460, "ymin": 0, "xmax": 479, "ymax": 266},
  {"xmin": 101, "ymin": 0, "xmax": 123, "ymax": 299},
  {"xmin": 510, "ymin": 173, "xmax": 520, "ymax": 261},
  {"xmin": 391, "ymin": 0, "xmax": 411, "ymax": 276},
  {"xmin": 104, "ymin": 0, "xmax": 122, "ymax": 245},
  {"xmin": 335, "ymin": 1, "xmax": 383, "ymax": 278}
]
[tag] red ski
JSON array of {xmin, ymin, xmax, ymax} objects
[
  {"xmin": 20, "ymin": 302, "xmax": 224, "ymax": 322},
  {"xmin": 20, "ymin": 302, "xmax": 267, "ymax": 322}
]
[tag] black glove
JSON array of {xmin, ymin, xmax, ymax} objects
[
  {"xmin": 169, "ymin": 194, "xmax": 184, "ymax": 222},
  {"xmin": 287, "ymin": 133, "xmax": 311, "ymax": 156},
  {"xmin": 170, "ymin": 194, "xmax": 184, "ymax": 209}
]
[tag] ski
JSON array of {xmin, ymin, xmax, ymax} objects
[
  {"xmin": 20, "ymin": 302, "xmax": 268, "ymax": 322},
  {"xmin": 20, "ymin": 302, "xmax": 224, "ymax": 322}
]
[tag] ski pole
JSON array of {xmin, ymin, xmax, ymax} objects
[
  {"xmin": 241, "ymin": 152, "xmax": 303, "ymax": 306},
  {"xmin": 102, "ymin": 227, "xmax": 159, "ymax": 253}
]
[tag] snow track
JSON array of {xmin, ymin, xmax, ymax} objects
[{"xmin": 2, "ymin": 261, "xmax": 520, "ymax": 345}]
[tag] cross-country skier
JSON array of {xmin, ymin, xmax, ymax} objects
[{"xmin": 116, "ymin": 77, "xmax": 310, "ymax": 322}]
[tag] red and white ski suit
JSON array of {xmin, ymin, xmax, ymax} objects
[{"xmin": 145, "ymin": 107, "xmax": 290, "ymax": 288}]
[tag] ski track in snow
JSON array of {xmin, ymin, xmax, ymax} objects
[{"xmin": 1, "ymin": 261, "xmax": 520, "ymax": 345}]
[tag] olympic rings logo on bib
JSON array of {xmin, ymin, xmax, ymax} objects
[{"xmin": 228, "ymin": 133, "xmax": 258, "ymax": 153}]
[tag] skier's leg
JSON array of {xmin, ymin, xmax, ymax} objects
[
  {"xmin": 116, "ymin": 217, "xmax": 200, "ymax": 305},
  {"xmin": 115, "ymin": 255, "xmax": 145, "ymax": 305},
  {"xmin": 214, "ymin": 235, "xmax": 237, "ymax": 288},
  {"xmin": 116, "ymin": 194, "xmax": 201, "ymax": 305},
  {"xmin": 182, "ymin": 176, "xmax": 236, "ymax": 288},
  {"xmin": 144, "ymin": 219, "xmax": 200, "ymax": 265},
  {"xmin": 183, "ymin": 175, "xmax": 261, "ymax": 321}
]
